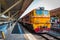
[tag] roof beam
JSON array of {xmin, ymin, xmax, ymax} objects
[
  {"xmin": 0, "ymin": 0, "xmax": 22, "ymax": 16},
  {"xmin": 16, "ymin": 0, "xmax": 33, "ymax": 18}
]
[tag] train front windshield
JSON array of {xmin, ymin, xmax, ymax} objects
[
  {"xmin": 36, "ymin": 10, "xmax": 49, "ymax": 16},
  {"xmin": 36, "ymin": 10, "xmax": 43, "ymax": 15}
]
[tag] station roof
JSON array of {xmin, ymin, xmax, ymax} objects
[
  {"xmin": 0, "ymin": 0, "xmax": 33, "ymax": 21},
  {"xmin": 0, "ymin": 0, "xmax": 60, "ymax": 21}
]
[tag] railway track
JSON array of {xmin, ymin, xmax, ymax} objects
[
  {"xmin": 23, "ymin": 29, "xmax": 60, "ymax": 40},
  {"xmin": 39, "ymin": 34, "xmax": 57, "ymax": 40},
  {"xmin": 20, "ymin": 23, "xmax": 60, "ymax": 40},
  {"xmin": 34, "ymin": 33, "xmax": 60, "ymax": 40},
  {"xmin": 46, "ymin": 33, "xmax": 60, "ymax": 40}
]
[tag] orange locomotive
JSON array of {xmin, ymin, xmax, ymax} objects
[{"xmin": 21, "ymin": 8, "xmax": 51, "ymax": 33}]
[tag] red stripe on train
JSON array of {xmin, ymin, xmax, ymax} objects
[{"xmin": 34, "ymin": 27, "xmax": 50, "ymax": 32}]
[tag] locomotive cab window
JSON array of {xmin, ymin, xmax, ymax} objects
[
  {"xmin": 44, "ymin": 10, "xmax": 48, "ymax": 16},
  {"xmin": 36, "ymin": 10, "xmax": 43, "ymax": 15}
]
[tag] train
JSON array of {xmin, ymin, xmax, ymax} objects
[{"xmin": 20, "ymin": 7, "xmax": 51, "ymax": 33}]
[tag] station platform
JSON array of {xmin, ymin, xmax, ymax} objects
[
  {"xmin": 0, "ymin": 22, "xmax": 60, "ymax": 40},
  {"xmin": 4, "ymin": 23, "xmax": 26, "ymax": 40},
  {"xmin": 4, "ymin": 22, "xmax": 37, "ymax": 40}
]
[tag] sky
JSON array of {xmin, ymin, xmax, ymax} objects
[
  {"xmin": 18, "ymin": 0, "xmax": 60, "ymax": 20},
  {"xmin": 39, "ymin": 0, "xmax": 60, "ymax": 10}
]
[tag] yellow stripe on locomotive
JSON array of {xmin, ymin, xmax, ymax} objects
[{"xmin": 30, "ymin": 9, "xmax": 51, "ymax": 33}]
